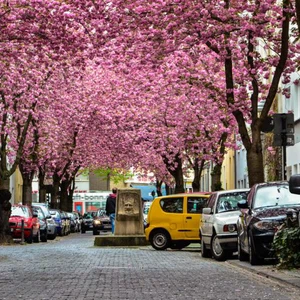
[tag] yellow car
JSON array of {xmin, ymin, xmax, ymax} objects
[{"xmin": 145, "ymin": 193, "xmax": 211, "ymax": 250}]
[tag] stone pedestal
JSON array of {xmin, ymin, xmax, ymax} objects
[{"xmin": 114, "ymin": 188, "xmax": 144, "ymax": 235}]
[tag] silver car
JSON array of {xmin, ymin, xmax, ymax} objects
[
  {"xmin": 32, "ymin": 202, "xmax": 57, "ymax": 240},
  {"xmin": 200, "ymin": 189, "xmax": 250, "ymax": 261}
]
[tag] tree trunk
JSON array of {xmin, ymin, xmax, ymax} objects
[
  {"xmin": 211, "ymin": 163, "xmax": 223, "ymax": 191},
  {"xmin": 38, "ymin": 169, "xmax": 47, "ymax": 203},
  {"xmin": 60, "ymin": 179, "xmax": 69, "ymax": 211},
  {"xmin": 246, "ymin": 141, "xmax": 264, "ymax": 187},
  {"xmin": 192, "ymin": 159, "xmax": 205, "ymax": 192},
  {"xmin": 0, "ymin": 189, "xmax": 13, "ymax": 244},
  {"xmin": 156, "ymin": 180, "xmax": 163, "ymax": 196},
  {"xmin": 21, "ymin": 174, "xmax": 33, "ymax": 205},
  {"xmin": 51, "ymin": 173, "xmax": 60, "ymax": 209}
]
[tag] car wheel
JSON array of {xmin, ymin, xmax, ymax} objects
[
  {"xmin": 41, "ymin": 231, "xmax": 48, "ymax": 242},
  {"xmin": 170, "ymin": 241, "xmax": 190, "ymax": 250},
  {"xmin": 211, "ymin": 234, "xmax": 226, "ymax": 261},
  {"xmin": 59, "ymin": 228, "xmax": 64, "ymax": 236},
  {"xmin": 48, "ymin": 233, "xmax": 57, "ymax": 240},
  {"xmin": 238, "ymin": 235, "xmax": 248, "ymax": 261},
  {"xmin": 150, "ymin": 230, "xmax": 170, "ymax": 250},
  {"xmin": 201, "ymin": 237, "xmax": 212, "ymax": 258},
  {"xmin": 33, "ymin": 230, "xmax": 40, "ymax": 243},
  {"xmin": 93, "ymin": 229, "xmax": 99, "ymax": 235},
  {"xmin": 26, "ymin": 229, "xmax": 33, "ymax": 244},
  {"xmin": 248, "ymin": 235, "xmax": 263, "ymax": 265}
]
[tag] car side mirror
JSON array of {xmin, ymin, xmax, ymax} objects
[
  {"xmin": 289, "ymin": 174, "xmax": 300, "ymax": 194},
  {"xmin": 33, "ymin": 213, "xmax": 38, "ymax": 218},
  {"xmin": 202, "ymin": 207, "xmax": 212, "ymax": 215},
  {"xmin": 237, "ymin": 200, "xmax": 248, "ymax": 209}
]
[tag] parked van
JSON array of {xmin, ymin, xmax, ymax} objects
[{"xmin": 144, "ymin": 192, "xmax": 211, "ymax": 250}]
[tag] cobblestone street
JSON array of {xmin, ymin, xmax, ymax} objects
[{"xmin": 0, "ymin": 233, "xmax": 299, "ymax": 300}]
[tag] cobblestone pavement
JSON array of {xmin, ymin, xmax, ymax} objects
[{"xmin": 0, "ymin": 233, "xmax": 300, "ymax": 300}]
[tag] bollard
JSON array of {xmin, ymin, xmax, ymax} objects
[{"xmin": 21, "ymin": 219, "xmax": 24, "ymax": 244}]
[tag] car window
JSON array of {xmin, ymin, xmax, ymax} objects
[
  {"xmin": 216, "ymin": 191, "xmax": 249, "ymax": 213},
  {"xmin": 187, "ymin": 196, "xmax": 207, "ymax": 213},
  {"xmin": 253, "ymin": 185, "xmax": 300, "ymax": 208},
  {"xmin": 50, "ymin": 211, "xmax": 59, "ymax": 218},
  {"xmin": 207, "ymin": 194, "xmax": 217, "ymax": 209},
  {"xmin": 11, "ymin": 206, "xmax": 30, "ymax": 217},
  {"xmin": 160, "ymin": 197, "xmax": 183, "ymax": 213},
  {"xmin": 33, "ymin": 207, "xmax": 44, "ymax": 220}
]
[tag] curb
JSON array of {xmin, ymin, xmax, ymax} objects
[{"xmin": 226, "ymin": 259, "xmax": 300, "ymax": 289}]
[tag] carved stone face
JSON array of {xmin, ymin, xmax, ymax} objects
[{"xmin": 124, "ymin": 200, "xmax": 134, "ymax": 214}]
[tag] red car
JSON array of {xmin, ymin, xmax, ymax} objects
[{"xmin": 9, "ymin": 204, "xmax": 40, "ymax": 243}]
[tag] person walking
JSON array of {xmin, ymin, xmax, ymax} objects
[{"xmin": 105, "ymin": 188, "xmax": 117, "ymax": 234}]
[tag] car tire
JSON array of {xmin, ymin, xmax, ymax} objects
[
  {"xmin": 33, "ymin": 230, "xmax": 40, "ymax": 243},
  {"xmin": 201, "ymin": 237, "xmax": 212, "ymax": 258},
  {"xmin": 150, "ymin": 230, "xmax": 170, "ymax": 250},
  {"xmin": 238, "ymin": 235, "xmax": 248, "ymax": 261},
  {"xmin": 26, "ymin": 229, "xmax": 33, "ymax": 244},
  {"xmin": 93, "ymin": 229, "xmax": 100, "ymax": 235},
  {"xmin": 248, "ymin": 235, "xmax": 263, "ymax": 265},
  {"xmin": 211, "ymin": 234, "xmax": 226, "ymax": 261},
  {"xmin": 48, "ymin": 233, "xmax": 57, "ymax": 240},
  {"xmin": 41, "ymin": 231, "xmax": 48, "ymax": 242}
]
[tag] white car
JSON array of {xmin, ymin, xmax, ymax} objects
[{"xmin": 200, "ymin": 189, "xmax": 250, "ymax": 261}]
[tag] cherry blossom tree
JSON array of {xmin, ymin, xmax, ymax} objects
[{"xmin": 100, "ymin": 0, "xmax": 299, "ymax": 187}]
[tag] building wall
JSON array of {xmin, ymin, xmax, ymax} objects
[
  {"xmin": 235, "ymin": 146, "xmax": 248, "ymax": 188},
  {"xmin": 221, "ymin": 148, "xmax": 235, "ymax": 190},
  {"xmin": 281, "ymin": 72, "xmax": 300, "ymax": 178}
]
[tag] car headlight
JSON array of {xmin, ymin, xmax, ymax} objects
[
  {"xmin": 47, "ymin": 219, "xmax": 55, "ymax": 225},
  {"xmin": 253, "ymin": 220, "xmax": 280, "ymax": 231},
  {"xmin": 223, "ymin": 224, "xmax": 237, "ymax": 233},
  {"xmin": 94, "ymin": 220, "xmax": 101, "ymax": 225}
]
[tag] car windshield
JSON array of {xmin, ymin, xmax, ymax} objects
[
  {"xmin": 97, "ymin": 210, "xmax": 107, "ymax": 217},
  {"xmin": 216, "ymin": 191, "xmax": 249, "ymax": 213},
  {"xmin": 11, "ymin": 206, "xmax": 30, "ymax": 217},
  {"xmin": 33, "ymin": 207, "xmax": 44, "ymax": 219},
  {"xmin": 253, "ymin": 184, "xmax": 300, "ymax": 208}
]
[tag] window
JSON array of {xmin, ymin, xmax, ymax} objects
[
  {"xmin": 187, "ymin": 196, "xmax": 208, "ymax": 213},
  {"xmin": 216, "ymin": 191, "xmax": 249, "ymax": 213},
  {"xmin": 160, "ymin": 197, "xmax": 183, "ymax": 213}
]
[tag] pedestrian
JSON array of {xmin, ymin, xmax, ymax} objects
[{"xmin": 105, "ymin": 187, "xmax": 117, "ymax": 234}]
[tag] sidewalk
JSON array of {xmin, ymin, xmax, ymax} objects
[
  {"xmin": 185, "ymin": 244, "xmax": 300, "ymax": 289},
  {"xmin": 227, "ymin": 259, "xmax": 300, "ymax": 289}
]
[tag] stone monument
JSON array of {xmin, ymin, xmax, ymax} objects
[{"xmin": 114, "ymin": 188, "xmax": 144, "ymax": 235}]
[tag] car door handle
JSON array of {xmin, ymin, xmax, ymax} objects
[{"xmin": 186, "ymin": 217, "xmax": 192, "ymax": 219}]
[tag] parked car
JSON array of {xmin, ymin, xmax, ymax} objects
[
  {"xmin": 32, "ymin": 202, "xmax": 57, "ymax": 240},
  {"xmin": 237, "ymin": 181, "xmax": 300, "ymax": 265},
  {"xmin": 145, "ymin": 192, "xmax": 211, "ymax": 250},
  {"xmin": 50, "ymin": 209, "xmax": 67, "ymax": 236},
  {"xmin": 73, "ymin": 211, "xmax": 82, "ymax": 232},
  {"xmin": 61, "ymin": 211, "xmax": 71, "ymax": 235},
  {"xmin": 32, "ymin": 206, "xmax": 48, "ymax": 242},
  {"xmin": 81, "ymin": 211, "xmax": 97, "ymax": 233},
  {"xmin": 143, "ymin": 201, "xmax": 152, "ymax": 227},
  {"xmin": 200, "ymin": 189, "xmax": 250, "ymax": 261},
  {"xmin": 67, "ymin": 212, "xmax": 77, "ymax": 233},
  {"xmin": 9, "ymin": 204, "xmax": 40, "ymax": 243},
  {"xmin": 92, "ymin": 209, "xmax": 111, "ymax": 235}
]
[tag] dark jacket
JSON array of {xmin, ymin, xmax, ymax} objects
[{"xmin": 105, "ymin": 193, "xmax": 116, "ymax": 215}]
